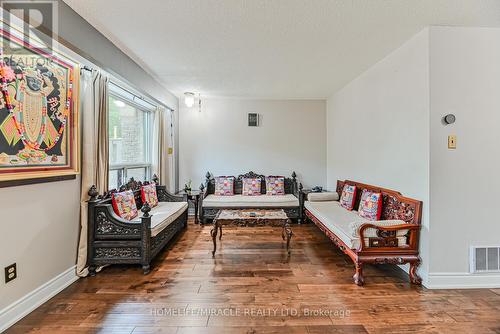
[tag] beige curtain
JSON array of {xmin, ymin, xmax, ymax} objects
[
  {"xmin": 153, "ymin": 106, "xmax": 169, "ymax": 188},
  {"xmin": 76, "ymin": 70, "xmax": 109, "ymax": 277}
]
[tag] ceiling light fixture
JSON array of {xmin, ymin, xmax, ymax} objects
[{"xmin": 184, "ymin": 92, "xmax": 195, "ymax": 108}]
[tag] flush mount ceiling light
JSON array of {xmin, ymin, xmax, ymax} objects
[{"xmin": 184, "ymin": 92, "xmax": 195, "ymax": 108}]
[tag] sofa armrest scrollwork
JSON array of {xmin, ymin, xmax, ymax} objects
[{"xmin": 357, "ymin": 223, "xmax": 420, "ymax": 252}]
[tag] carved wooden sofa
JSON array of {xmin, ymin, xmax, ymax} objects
[
  {"xmin": 304, "ymin": 180, "xmax": 422, "ymax": 286},
  {"xmin": 86, "ymin": 176, "xmax": 188, "ymax": 275},
  {"xmin": 199, "ymin": 171, "xmax": 303, "ymax": 224}
]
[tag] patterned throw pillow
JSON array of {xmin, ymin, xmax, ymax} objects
[
  {"xmin": 141, "ymin": 183, "xmax": 159, "ymax": 208},
  {"xmin": 112, "ymin": 190, "xmax": 138, "ymax": 220},
  {"xmin": 242, "ymin": 178, "xmax": 262, "ymax": 196},
  {"xmin": 214, "ymin": 176, "xmax": 235, "ymax": 196},
  {"xmin": 340, "ymin": 184, "xmax": 357, "ymax": 210},
  {"xmin": 358, "ymin": 189, "xmax": 383, "ymax": 221},
  {"xmin": 266, "ymin": 176, "xmax": 285, "ymax": 195}
]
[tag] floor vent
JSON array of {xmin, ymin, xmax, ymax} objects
[{"xmin": 470, "ymin": 246, "xmax": 500, "ymax": 273}]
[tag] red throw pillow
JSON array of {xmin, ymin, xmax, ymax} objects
[
  {"xmin": 112, "ymin": 190, "xmax": 138, "ymax": 220},
  {"xmin": 141, "ymin": 183, "xmax": 159, "ymax": 208},
  {"xmin": 340, "ymin": 184, "xmax": 357, "ymax": 210},
  {"xmin": 358, "ymin": 189, "xmax": 383, "ymax": 221}
]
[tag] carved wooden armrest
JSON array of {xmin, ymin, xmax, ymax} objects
[
  {"xmin": 93, "ymin": 205, "xmax": 143, "ymax": 239},
  {"xmin": 357, "ymin": 223, "xmax": 420, "ymax": 251},
  {"xmin": 156, "ymin": 185, "xmax": 185, "ymax": 202},
  {"xmin": 199, "ymin": 183, "xmax": 207, "ymax": 208}
]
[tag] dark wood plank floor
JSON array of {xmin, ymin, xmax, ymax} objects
[{"xmin": 7, "ymin": 219, "xmax": 500, "ymax": 334}]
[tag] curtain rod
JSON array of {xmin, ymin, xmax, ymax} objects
[
  {"xmin": 109, "ymin": 81, "xmax": 174, "ymax": 112},
  {"xmin": 80, "ymin": 65, "xmax": 174, "ymax": 112}
]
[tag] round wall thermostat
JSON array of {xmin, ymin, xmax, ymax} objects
[{"xmin": 444, "ymin": 114, "xmax": 456, "ymax": 125}]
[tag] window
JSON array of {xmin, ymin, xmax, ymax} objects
[{"xmin": 108, "ymin": 91, "xmax": 154, "ymax": 189}]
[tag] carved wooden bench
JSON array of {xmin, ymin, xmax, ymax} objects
[
  {"xmin": 199, "ymin": 171, "xmax": 303, "ymax": 224},
  {"xmin": 304, "ymin": 180, "xmax": 422, "ymax": 286},
  {"xmin": 86, "ymin": 176, "xmax": 188, "ymax": 275}
]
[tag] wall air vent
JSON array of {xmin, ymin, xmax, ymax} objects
[{"xmin": 470, "ymin": 246, "xmax": 500, "ymax": 273}]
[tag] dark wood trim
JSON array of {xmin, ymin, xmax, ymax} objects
[{"xmin": 0, "ymin": 174, "xmax": 77, "ymax": 188}]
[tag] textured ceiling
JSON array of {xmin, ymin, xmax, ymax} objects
[{"xmin": 63, "ymin": 0, "xmax": 500, "ymax": 99}]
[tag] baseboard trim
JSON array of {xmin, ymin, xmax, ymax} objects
[
  {"xmin": 423, "ymin": 271, "xmax": 500, "ymax": 289},
  {"xmin": 0, "ymin": 265, "xmax": 79, "ymax": 332}
]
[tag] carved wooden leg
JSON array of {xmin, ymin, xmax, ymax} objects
[
  {"xmin": 409, "ymin": 260, "xmax": 422, "ymax": 285},
  {"xmin": 142, "ymin": 264, "xmax": 151, "ymax": 275},
  {"xmin": 88, "ymin": 266, "xmax": 96, "ymax": 277},
  {"xmin": 194, "ymin": 198, "xmax": 199, "ymax": 224},
  {"xmin": 219, "ymin": 224, "xmax": 222, "ymax": 240},
  {"xmin": 211, "ymin": 223, "xmax": 218, "ymax": 257},
  {"xmin": 285, "ymin": 225, "xmax": 293, "ymax": 254},
  {"xmin": 353, "ymin": 262, "xmax": 364, "ymax": 286}
]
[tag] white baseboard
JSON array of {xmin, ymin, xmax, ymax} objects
[
  {"xmin": 0, "ymin": 265, "xmax": 79, "ymax": 333},
  {"xmin": 423, "ymin": 271, "xmax": 500, "ymax": 289}
]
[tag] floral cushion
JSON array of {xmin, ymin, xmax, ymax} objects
[
  {"xmin": 242, "ymin": 178, "xmax": 262, "ymax": 196},
  {"xmin": 214, "ymin": 176, "xmax": 235, "ymax": 196},
  {"xmin": 358, "ymin": 189, "xmax": 383, "ymax": 221},
  {"xmin": 340, "ymin": 184, "xmax": 357, "ymax": 210},
  {"xmin": 141, "ymin": 183, "xmax": 159, "ymax": 208},
  {"xmin": 112, "ymin": 190, "xmax": 138, "ymax": 220},
  {"xmin": 265, "ymin": 176, "xmax": 285, "ymax": 195}
]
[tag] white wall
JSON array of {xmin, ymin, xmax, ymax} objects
[
  {"xmin": 428, "ymin": 27, "xmax": 500, "ymax": 283},
  {"xmin": 327, "ymin": 26, "xmax": 500, "ymax": 288},
  {"xmin": 326, "ymin": 29, "xmax": 431, "ymax": 276},
  {"xmin": 179, "ymin": 98, "xmax": 327, "ymax": 189}
]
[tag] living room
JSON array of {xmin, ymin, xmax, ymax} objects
[{"xmin": 1, "ymin": 1, "xmax": 499, "ymax": 333}]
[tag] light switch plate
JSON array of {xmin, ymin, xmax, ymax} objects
[{"xmin": 448, "ymin": 135, "xmax": 457, "ymax": 149}]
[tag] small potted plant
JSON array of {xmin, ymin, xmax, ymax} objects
[{"xmin": 184, "ymin": 179, "xmax": 192, "ymax": 193}]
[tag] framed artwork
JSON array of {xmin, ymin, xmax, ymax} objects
[
  {"xmin": 248, "ymin": 113, "xmax": 259, "ymax": 127},
  {"xmin": 0, "ymin": 25, "xmax": 79, "ymax": 183}
]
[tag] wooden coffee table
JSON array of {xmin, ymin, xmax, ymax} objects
[{"xmin": 211, "ymin": 209, "xmax": 293, "ymax": 257}]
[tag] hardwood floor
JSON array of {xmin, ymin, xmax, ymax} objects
[{"xmin": 7, "ymin": 219, "xmax": 500, "ymax": 334}]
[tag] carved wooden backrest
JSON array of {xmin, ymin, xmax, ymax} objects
[
  {"xmin": 97, "ymin": 178, "xmax": 155, "ymax": 209},
  {"xmin": 336, "ymin": 180, "xmax": 422, "ymax": 225},
  {"xmin": 235, "ymin": 171, "xmax": 265, "ymax": 194},
  {"xmin": 206, "ymin": 171, "xmax": 297, "ymax": 195}
]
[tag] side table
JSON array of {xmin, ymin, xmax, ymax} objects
[{"xmin": 177, "ymin": 190, "xmax": 201, "ymax": 224}]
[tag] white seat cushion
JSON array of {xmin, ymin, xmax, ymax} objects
[
  {"xmin": 305, "ymin": 201, "xmax": 406, "ymax": 249},
  {"xmin": 203, "ymin": 194, "xmax": 299, "ymax": 207},
  {"xmin": 133, "ymin": 201, "xmax": 188, "ymax": 237}
]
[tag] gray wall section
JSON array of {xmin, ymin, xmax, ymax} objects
[
  {"xmin": 12, "ymin": 0, "xmax": 180, "ymax": 190},
  {"xmin": 0, "ymin": 0, "xmax": 180, "ymax": 315},
  {"xmin": 53, "ymin": 0, "xmax": 180, "ymax": 191}
]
